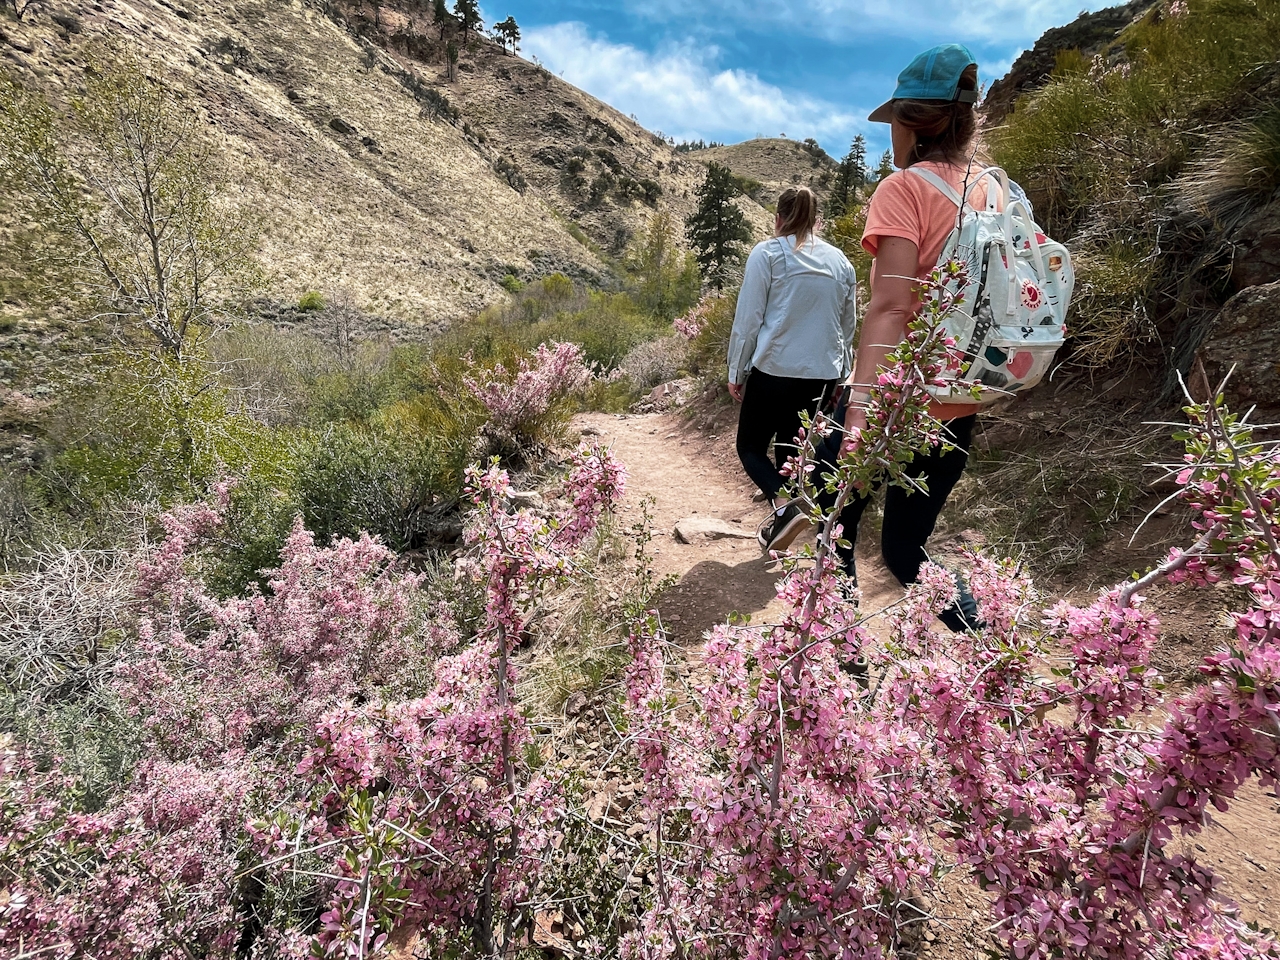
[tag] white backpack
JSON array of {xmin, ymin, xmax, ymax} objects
[{"xmin": 908, "ymin": 165, "xmax": 1074, "ymax": 405}]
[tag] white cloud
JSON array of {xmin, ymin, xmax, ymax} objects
[
  {"xmin": 627, "ymin": 0, "xmax": 1118, "ymax": 49},
  {"xmin": 523, "ymin": 22, "xmax": 865, "ymax": 145}
]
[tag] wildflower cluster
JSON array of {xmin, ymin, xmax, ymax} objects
[
  {"xmin": 625, "ymin": 261, "xmax": 1280, "ymax": 959},
  {"xmin": 463, "ymin": 341, "xmax": 593, "ymax": 453},
  {"xmin": 0, "ymin": 445, "xmax": 626, "ymax": 959}
]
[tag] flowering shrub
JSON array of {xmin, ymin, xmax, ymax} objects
[
  {"xmin": 0, "ymin": 446, "xmax": 625, "ymax": 959},
  {"xmin": 622, "ymin": 263, "xmax": 967, "ymax": 960},
  {"xmin": 672, "ymin": 296, "xmax": 717, "ymax": 341},
  {"xmin": 463, "ymin": 341, "xmax": 593, "ymax": 457},
  {"xmin": 624, "ymin": 261, "xmax": 1280, "ymax": 959},
  {"xmin": 288, "ymin": 447, "xmax": 625, "ymax": 956}
]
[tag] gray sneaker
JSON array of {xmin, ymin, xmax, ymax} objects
[{"xmin": 757, "ymin": 500, "xmax": 809, "ymax": 553}]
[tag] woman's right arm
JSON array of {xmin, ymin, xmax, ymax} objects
[
  {"xmin": 843, "ymin": 236, "xmax": 920, "ymax": 437},
  {"xmin": 727, "ymin": 243, "xmax": 771, "ymax": 400}
]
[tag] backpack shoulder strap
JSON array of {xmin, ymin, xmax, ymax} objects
[{"xmin": 906, "ymin": 166, "xmax": 962, "ymax": 207}]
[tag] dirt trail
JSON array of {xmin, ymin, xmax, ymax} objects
[
  {"xmin": 574, "ymin": 409, "xmax": 1280, "ymax": 951},
  {"xmin": 576, "ymin": 410, "xmax": 905, "ymax": 644}
]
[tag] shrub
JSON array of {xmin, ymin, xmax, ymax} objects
[
  {"xmin": 541, "ymin": 272, "xmax": 573, "ymax": 302},
  {"xmin": 0, "ymin": 447, "xmax": 627, "ymax": 960},
  {"xmin": 682, "ymin": 290, "xmax": 738, "ymax": 379},
  {"xmin": 39, "ymin": 353, "xmax": 287, "ymax": 516},
  {"xmin": 499, "ymin": 273, "xmax": 523, "ymax": 294},
  {"xmin": 297, "ymin": 290, "xmax": 326, "ymax": 312},
  {"xmin": 464, "ymin": 341, "xmax": 592, "ymax": 459},
  {"xmin": 293, "ymin": 419, "xmax": 464, "ymax": 552},
  {"xmin": 619, "ymin": 334, "xmax": 687, "ymax": 389}
]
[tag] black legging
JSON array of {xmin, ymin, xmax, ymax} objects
[
  {"xmin": 736, "ymin": 368, "xmax": 836, "ymax": 502},
  {"xmin": 822, "ymin": 412, "xmax": 981, "ymax": 631}
]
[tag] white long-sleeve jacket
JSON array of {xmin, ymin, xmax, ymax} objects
[{"xmin": 727, "ymin": 235, "xmax": 859, "ymax": 386}]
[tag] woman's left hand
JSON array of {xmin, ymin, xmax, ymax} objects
[{"xmin": 728, "ymin": 382, "xmax": 746, "ymax": 402}]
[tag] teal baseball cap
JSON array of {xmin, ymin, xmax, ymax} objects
[{"xmin": 868, "ymin": 43, "xmax": 979, "ymax": 123}]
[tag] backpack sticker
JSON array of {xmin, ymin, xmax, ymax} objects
[{"xmin": 1007, "ymin": 351, "xmax": 1034, "ymax": 380}]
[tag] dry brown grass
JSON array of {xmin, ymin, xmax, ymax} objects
[
  {"xmin": 0, "ymin": 0, "xmax": 772, "ymax": 336},
  {"xmin": 691, "ymin": 138, "xmax": 837, "ymax": 208}
]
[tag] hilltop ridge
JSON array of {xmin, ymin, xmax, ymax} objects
[{"xmin": 687, "ymin": 138, "xmax": 839, "ymax": 208}]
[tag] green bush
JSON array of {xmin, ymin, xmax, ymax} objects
[
  {"xmin": 40, "ymin": 353, "xmax": 288, "ymax": 515},
  {"xmin": 297, "ymin": 290, "xmax": 326, "ymax": 312},
  {"xmin": 293, "ymin": 419, "xmax": 465, "ymax": 552}
]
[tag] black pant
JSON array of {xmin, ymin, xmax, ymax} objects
[
  {"xmin": 736, "ymin": 368, "xmax": 836, "ymax": 502},
  {"xmin": 822, "ymin": 413, "xmax": 981, "ymax": 631}
]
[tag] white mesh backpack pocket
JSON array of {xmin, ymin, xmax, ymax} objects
[{"xmin": 908, "ymin": 165, "xmax": 1074, "ymax": 405}]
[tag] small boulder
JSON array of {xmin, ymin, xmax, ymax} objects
[
  {"xmin": 1201, "ymin": 279, "xmax": 1280, "ymax": 416},
  {"xmin": 1230, "ymin": 199, "xmax": 1280, "ymax": 291},
  {"xmin": 508, "ymin": 490, "xmax": 545, "ymax": 511},
  {"xmin": 328, "ymin": 116, "xmax": 356, "ymax": 135},
  {"xmin": 673, "ymin": 517, "xmax": 756, "ymax": 544}
]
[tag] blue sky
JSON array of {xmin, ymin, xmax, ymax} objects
[{"xmin": 480, "ymin": 0, "xmax": 1115, "ymax": 158}]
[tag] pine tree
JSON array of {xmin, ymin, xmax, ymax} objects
[
  {"xmin": 873, "ymin": 148, "xmax": 894, "ymax": 183},
  {"xmin": 432, "ymin": 0, "xmax": 450, "ymax": 40},
  {"xmin": 827, "ymin": 135, "xmax": 868, "ymax": 219},
  {"xmin": 492, "ymin": 16, "xmax": 520, "ymax": 54},
  {"xmin": 685, "ymin": 162, "xmax": 753, "ymax": 291},
  {"xmin": 452, "ymin": 0, "xmax": 482, "ymax": 44}
]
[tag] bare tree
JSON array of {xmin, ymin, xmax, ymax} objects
[
  {"xmin": 3, "ymin": 0, "xmax": 41, "ymax": 22},
  {"xmin": 0, "ymin": 44, "xmax": 261, "ymax": 360}
]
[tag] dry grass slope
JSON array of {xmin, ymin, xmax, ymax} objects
[
  {"xmin": 689, "ymin": 137, "xmax": 838, "ymax": 208},
  {"xmin": 1, "ymin": 0, "xmax": 773, "ymax": 334}
]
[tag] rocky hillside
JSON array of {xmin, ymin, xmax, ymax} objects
[
  {"xmin": 687, "ymin": 137, "xmax": 838, "ymax": 208},
  {"xmin": 0, "ymin": 0, "xmax": 771, "ymax": 334},
  {"xmin": 983, "ymin": 0, "xmax": 1157, "ymax": 125}
]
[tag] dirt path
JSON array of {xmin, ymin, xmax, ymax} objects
[
  {"xmin": 576, "ymin": 410, "xmax": 905, "ymax": 644},
  {"xmin": 572, "ymin": 410, "xmax": 1280, "ymax": 953}
]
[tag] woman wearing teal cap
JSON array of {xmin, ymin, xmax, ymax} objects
[{"xmin": 832, "ymin": 43, "xmax": 987, "ymax": 632}]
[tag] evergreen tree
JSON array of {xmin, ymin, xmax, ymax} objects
[
  {"xmin": 452, "ymin": 0, "xmax": 482, "ymax": 43},
  {"xmin": 685, "ymin": 162, "xmax": 753, "ymax": 291},
  {"xmin": 432, "ymin": 0, "xmax": 450, "ymax": 40},
  {"xmin": 873, "ymin": 148, "xmax": 894, "ymax": 183},
  {"xmin": 827, "ymin": 135, "xmax": 868, "ymax": 219},
  {"xmin": 492, "ymin": 16, "xmax": 520, "ymax": 53}
]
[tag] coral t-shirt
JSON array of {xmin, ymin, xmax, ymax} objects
[{"xmin": 862, "ymin": 160, "xmax": 995, "ymax": 421}]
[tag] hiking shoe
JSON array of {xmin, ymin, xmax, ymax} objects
[
  {"xmin": 757, "ymin": 500, "xmax": 809, "ymax": 554},
  {"xmin": 839, "ymin": 654, "xmax": 870, "ymax": 690}
]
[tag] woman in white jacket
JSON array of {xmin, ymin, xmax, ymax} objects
[{"xmin": 727, "ymin": 186, "xmax": 859, "ymax": 553}]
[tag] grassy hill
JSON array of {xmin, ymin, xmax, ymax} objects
[
  {"xmin": 0, "ymin": 0, "xmax": 771, "ymax": 334},
  {"xmin": 688, "ymin": 137, "xmax": 838, "ymax": 209}
]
